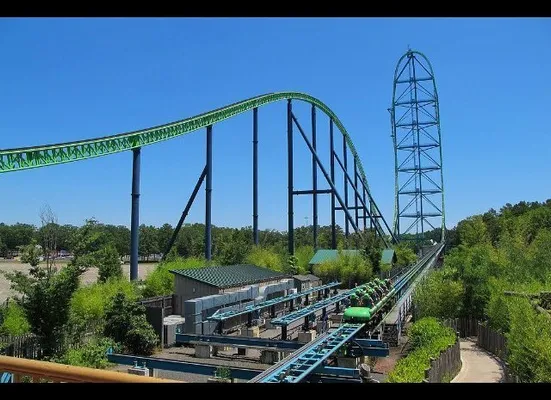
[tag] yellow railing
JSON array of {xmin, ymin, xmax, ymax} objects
[{"xmin": 0, "ymin": 355, "xmax": 180, "ymax": 383}]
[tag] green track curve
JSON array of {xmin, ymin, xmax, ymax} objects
[
  {"xmin": 0, "ymin": 92, "xmax": 371, "ymax": 186},
  {"xmin": 0, "ymin": 91, "xmax": 392, "ymax": 239}
]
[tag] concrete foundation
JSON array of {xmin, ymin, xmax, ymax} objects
[
  {"xmin": 127, "ymin": 366, "xmax": 150, "ymax": 376},
  {"xmin": 207, "ymin": 377, "xmax": 232, "ymax": 383},
  {"xmin": 264, "ymin": 319, "xmax": 275, "ymax": 329},
  {"xmin": 336, "ymin": 356, "xmax": 360, "ymax": 369},
  {"xmin": 236, "ymin": 326, "xmax": 260, "ymax": 356},
  {"xmin": 246, "ymin": 326, "xmax": 260, "ymax": 338},
  {"xmin": 329, "ymin": 313, "xmax": 343, "ymax": 323},
  {"xmin": 316, "ymin": 320, "xmax": 332, "ymax": 334},
  {"xmin": 298, "ymin": 330, "xmax": 317, "ymax": 344},
  {"xmin": 212, "ymin": 346, "xmax": 230, "ymax": 356},
  {"xmin": 260, "ymin": 350, "xmax": 281, "ymax": 364},
  {"xmin": 195, "ymin": 344, "xmax": 212, "ymax": 358}
]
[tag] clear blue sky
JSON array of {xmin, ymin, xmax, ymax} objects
[{"xmin": 0, "ymin": 18, "xmax": 549, "ymax": 231}]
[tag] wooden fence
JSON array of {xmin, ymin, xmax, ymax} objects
[
  {"xmin": 441, "ymin": 316, "xmax": 479, "ymax": 338},
  {"xmin": 441, "ymin": 320, "xmax": 520, "ymax": 383},
  {"xmin": 0, "ymin": 332, "xmax": 94, "ymax": 360},
  {"xmin": 0, "ymin": 335, "xmax": 44, "ymax": 359},
  {"xmin": 139, "ymin": 295, "xmax": 174, "ymax": 314},
  {"xmin": 477, "ymin": 323, "xmax": 507, "ymax": 359},
  {"xmin": 422, "ymin": 334, "xmax": 462, "ymax": 383},
  {"xmin": 476, "ymin": 322, "xmax": 520, "ymax": 383}
]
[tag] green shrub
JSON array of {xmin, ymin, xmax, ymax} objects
[
  {"xmin": 142, "ymin": 257, "xmax": 206, "ymax": 298},
  {"xmin": 313, "ymin": 251, "xmax": 372, "ymax": 288},
  {"xmin": 506, "ymin": 298, "xmax": 551, "ymax": 382},
  {"xmin": 394, "ymin": 242, "xmax": 418, "ymax": 267},
  {"xmin": 387, "ymin": 318, "xmax": 456, "ymax": 383},
  {"xmin": 104, "ymin": 292, "xmax": 159, "ymax": 355},
  {"xmin": 0, "ymin": 302, "xmax": 30, "ymax": 336},
  {"xmin": 69, "ymin": 278, "xmax": 139, "ymax": 336},
  {"xmin": 295, "ymin": 246, "xmax": 314, "ymax": 274},
  {"xmin": 56, "ymin": 338, "xmax": 118, "ymax": 369},
  {"xmin": 124, "ymin": 316, "xmax": 159, "ymax": 356},
  {"xmin": 245, "ymin": 247, "xmax": 284, "ymax": 272},
  {"xmin": 97, "ymin": 245, "xmax": 123, "ymax": 283},
  {"xmin": 413, "ymin": 270, "xmax": 464, "ymax": 320}
]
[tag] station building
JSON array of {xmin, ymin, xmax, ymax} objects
[{"xmin": 170, "ymin": 264, "xmax": 294, "ymax": 334}]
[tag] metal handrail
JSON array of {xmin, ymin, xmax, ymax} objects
[{"xmin": 0, "ymin": 355, "xmax": 180, "ymax": 383}]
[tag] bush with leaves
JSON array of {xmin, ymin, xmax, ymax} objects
[
  {"xmin": 506, "ymin": 299, "xmax": 551, "ymax": 382},
  {"xmin": 69, "ymin": 278, "xmax": 139, "ymax": 338},
  {"xmin": 413, "ymin": 270, "xmax": 464, "ymax": 320},
  {"xmin": 245, "ymin": 246, "xmax": 284, "ymax": 272},
  {"xmin": 394, "ymin": 242, "xmax": 418, "ymax": 267},
  {"xmin": 294, "ymin": 246, "xmax": 314, "ymax": 274},
  {"xmin": 409, "ymin": 199, "xmax": 551, "ymax": 382},
  {"xmin": 124, "ymin": 317, "xmax": 160, "ymax": 356},
  {"xmin": 55, "ymin": 338, "xmax": 119, "ymax": 369},
  {"xmin": 97, "ymin": 245, "xmax": 123, "ymax": 283},
  {"xmin": 142, "ymin": 257, "xmax": 206, "ymax": 298},
  {"xmin": 214, "ymin": 228, "xmax": 251, "ymax": 265},
  {"xmin": 2, "ymin": 264, "xmax": 84, "ymax": 358},
  {"xmin": 314, "ymin": 250, "xmax": 372, "ymax": 288},
  {"xmin": 0, "ymin": 301, "xmax": 30, "ymax": 336},
  {"xmin": 104, "ymin": 292, "xmax": 158, "ymax": 355},
  {"xmin": 387, "ymin": 318, "xmax": 457, "ymax": 382},
  {"xmin": 19, "ymin": 240, "xmax": 42, "ymax": 267}
]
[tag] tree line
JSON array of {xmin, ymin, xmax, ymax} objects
[{"xmin": 0, "ymin": 210, "xmax": 441, "ymax": 266}]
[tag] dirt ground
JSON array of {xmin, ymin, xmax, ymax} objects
[
  {"xmin": 0, "ymin": 260, "xmax": 158, "ymax": 303},
  {"xmin": 373, "ymin": 345, "xmax": 406, "ymax": 376}
]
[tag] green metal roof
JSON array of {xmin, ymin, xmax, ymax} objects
[
  {"xmin": 309, "ymin": 248, "xmax": 397, "ymax": 266},
  {"xmin": 170, "ymin": 264, "xmax": 290, "ymax": 289},
  {"xmin": 381, "ymin": 249, "xmax": 397, "ymax": 265},
  {"xmin": 309, "ymin": 249, "xmax": 362, "ymax": 265}
]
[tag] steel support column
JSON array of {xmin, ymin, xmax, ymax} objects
[
  {"xmin": 252, "ymin": 107, "xmax": 259, "ymax": 245},
  {"xmin": 354, "ymin": 159, "xmax": 359, "ymax": 230},
  {"xmin": 162, "ymin": 167, "xmax": 207, "ymax": 260},
  {"xmin": 205, "ymin": 125, "xmax": 213, "ymax": 260},
  {"xmin": 130, "ymin": 147, "xmax": 141, "ymax": 281},
  {"xmin": 343, "ymin": 135, "xmax": 349, "ymax": 238},
  {"xmin": 329, "ymin": 119, "xmax": 336, "ymax": 249},
  {"xmin": 291, "ymin": 114, "xmax": 358, "ymax": 232},
  {"xmin": 363, "ymin": 189, "xmax": 367, "ymax": 231},
  {"xmin": 287, "ymin": 100, "xmax": 294, "ymax": 255},
  {"xmin": 311, "ymin": 105, "xmax": 318, "ymax": 250},
  {"xmin": 333, "ymin": 152, "xmax": 384, "ymax": 236}
]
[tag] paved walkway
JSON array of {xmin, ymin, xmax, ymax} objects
[{"xmin": 451, "ymin": 338, "xmax": 504, "ymax": 383}]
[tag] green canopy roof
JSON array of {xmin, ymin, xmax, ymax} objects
[
  {"xmin": 308, "ymin": 249, "xmax": 362, "ymax": 265},
  {"xmin": 309, "ymin": 248, "xmax": 397, "ymax": 265},
  {"xmin": 381, "ymin": 249, "xmax": 397, "ymax": 265}
]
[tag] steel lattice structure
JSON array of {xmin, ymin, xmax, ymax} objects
[{"xmin": 390, "ymin": 50, "xmax": 446, "ymax": 244}]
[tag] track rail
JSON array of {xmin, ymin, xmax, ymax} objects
[
  {"xmin": 0, "ymin": 93, "xmax": 367, "ymax": 183},
  {"xmin": 0, "ymin": 91, "xmax": 395, "ymax": 242},
  {"xmin": 248, "ymin": 323, "xmax": 364, "ymax": 383},
  {"xmin": 208, "ymin": 281, "xmax": 340, "ymax": 322}
]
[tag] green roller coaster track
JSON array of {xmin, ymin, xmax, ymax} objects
[{"xmin": 0, "ymin": 91, "xmax": 390, "ymax": 239}]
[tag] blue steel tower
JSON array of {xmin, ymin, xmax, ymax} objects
[{"xmin": 390, "ymin": 49, "xmax": 445, "ymax": 246}]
